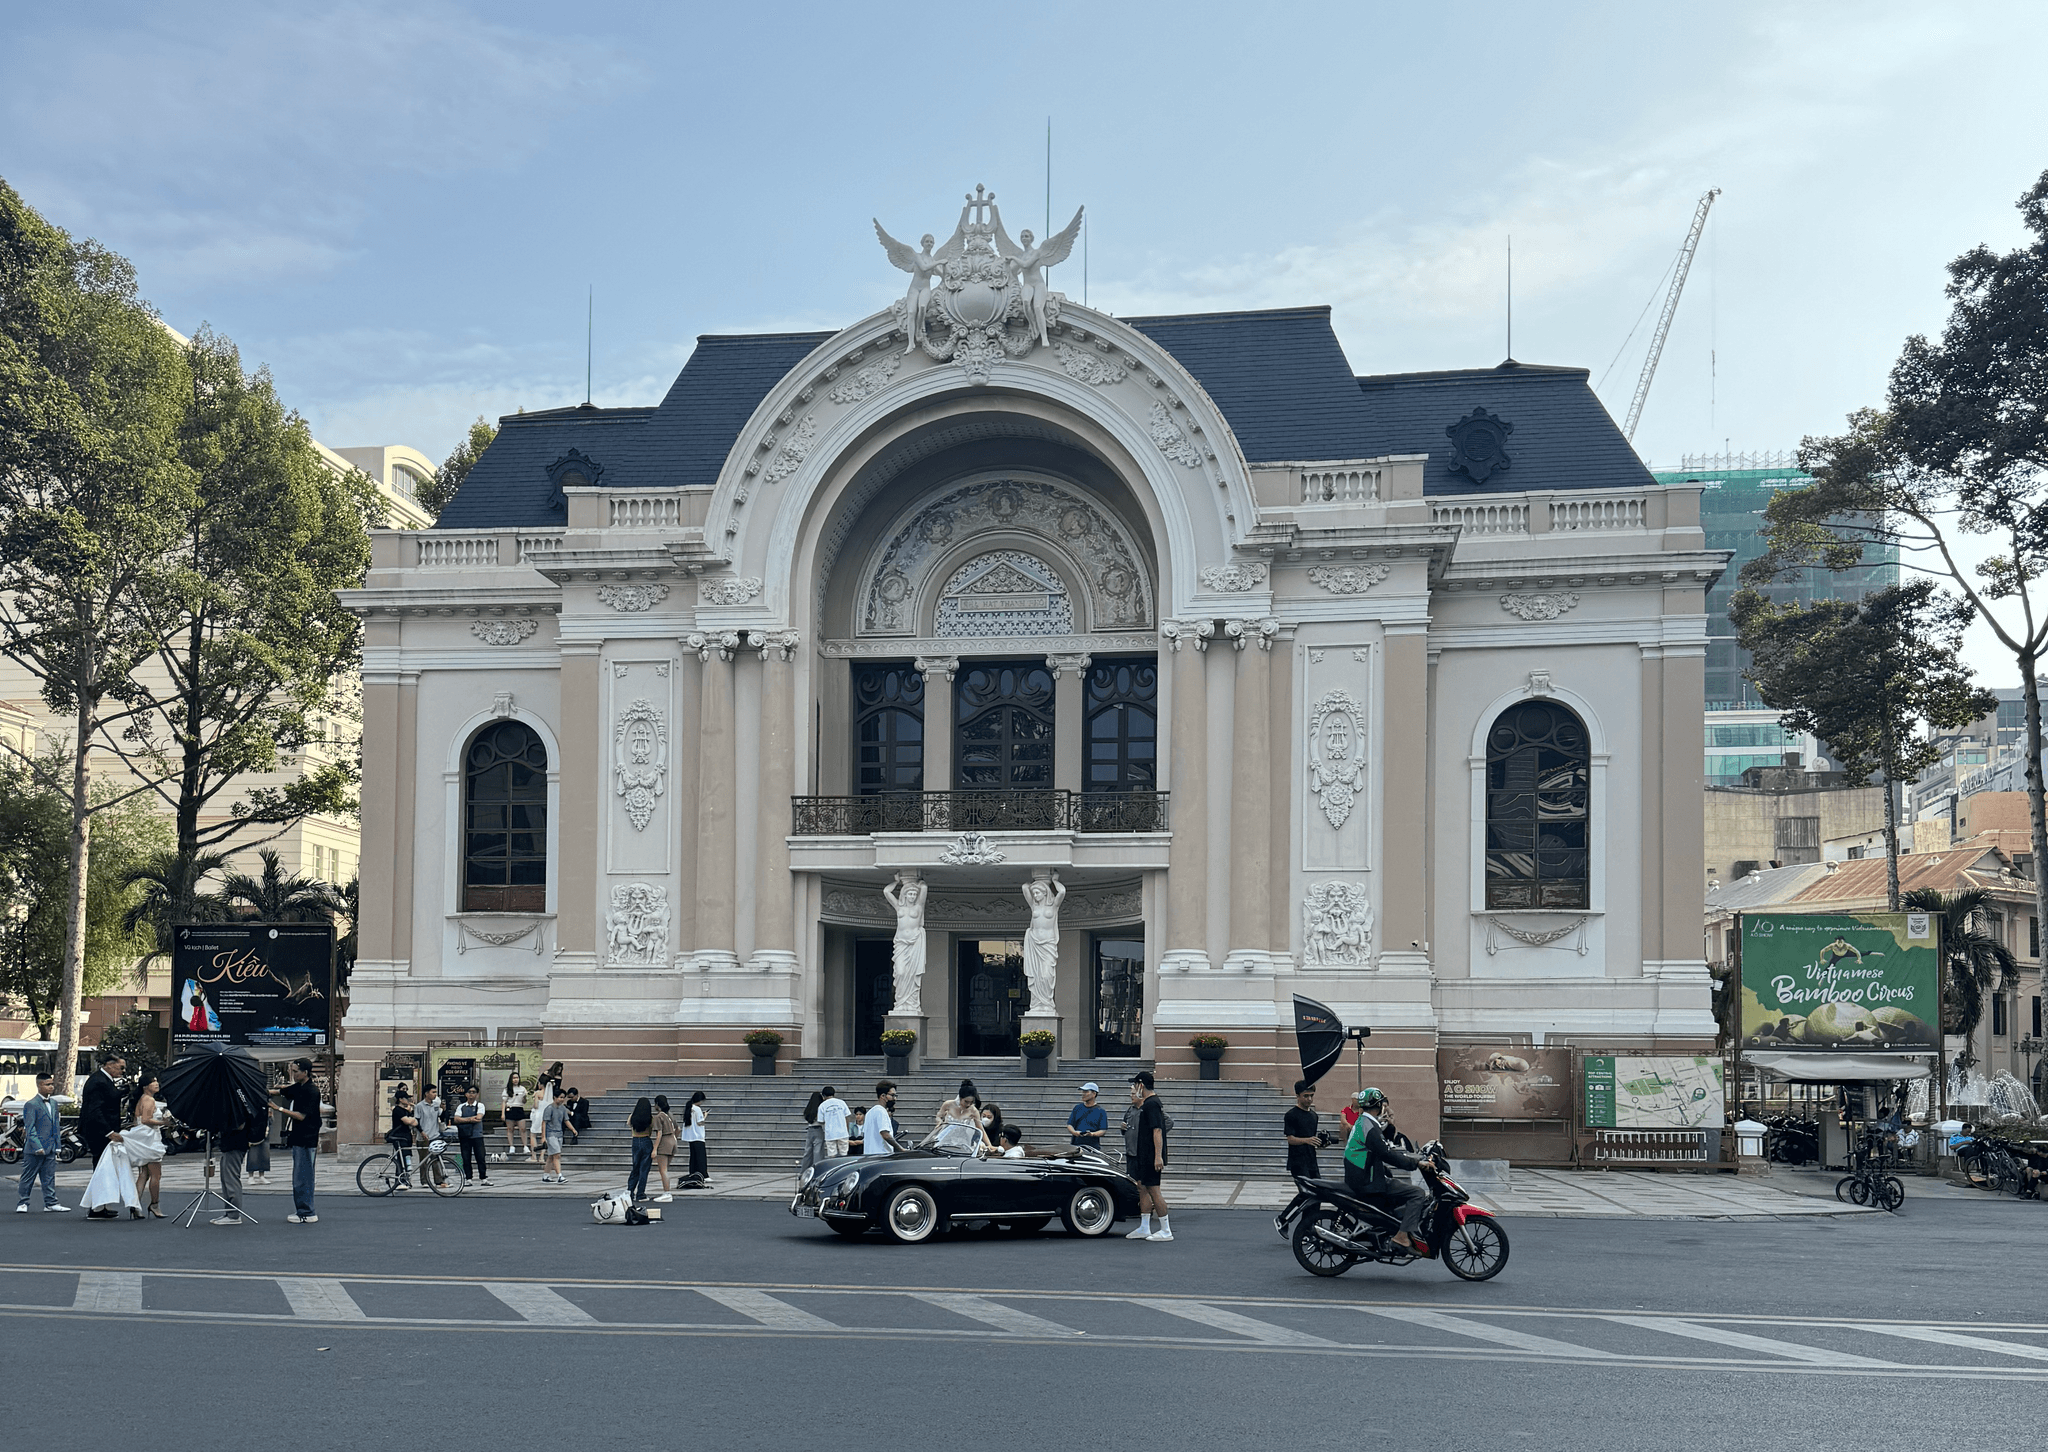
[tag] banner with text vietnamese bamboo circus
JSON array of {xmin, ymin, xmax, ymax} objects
[{"xmin": 1739, "ymin": 911, "xmax": 1940, "ymax": 1053}]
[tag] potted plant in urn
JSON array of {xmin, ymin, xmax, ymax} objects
[
  {"xmin": 1019, "ymin": 1029, "xmax": 1056, "ymax": 1078},
  {"xmin": 880, "ymin": 1028, "xmax": 917, "ymax": 1076},
  {"xmin": 743, "ymin": 1029, "xmax": 783, "ymax": 1075},
  {"xmin": 1188, "ymin": 1034, "xmax": 1229, "ymax": 1081}
]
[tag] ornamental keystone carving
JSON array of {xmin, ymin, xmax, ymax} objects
[
  {"xmin": 938, "ymin": 832, "xmax": 1007, "ymax": 866},
  {"xmin": 1306, "ymin": 689, "xmax": 1368, "ymax": 830},
  {"xmin": 471, "ymin": 617, "xmax": 538, "ymax": 645},
  {"xmin": 1149, "ymin": 402, "xmax": 1205, "ymax": 468},
  {"xmin": 595, "ymin": 583, "xmax": 669, "ymax": 613},
  {"xmin": 1303, "ymin": 881, "xmax": 1374, "ymax": 967},
  {"xmin": 1054, "ymin": 341, "xmax": 1127, "ymax": 386},
  {"xmin": 876, "ymin": 183, "xmax": 1082, "ymax": 384},
  {"xmin": 698, "ymin": 576, "xmax": 763, "ymax": 606},
  {"xmin": 612, "ymin": 698, "xmax": 667, "ymax": 832},
  {"xmin": 1500, "ymin": 592, "xmax": 1580, "ymax": 621},
  {"xmin": 1200, "ymin": 562, "xmax": 1268, "ymax": 593},
  {"xmin": 827, "ymin": 354, "xmax": 900, "ymax": 405},
  {"xmin": 490, "ymin": 691, "xmax": 515, "ymax": 719},
  {"xmin": 604, "ymin": 882, "xmax": 670, "ymax": 966},
  {"xmin": 1306, "ymin": 564, "xmax": 1391, "ymax": 595}
]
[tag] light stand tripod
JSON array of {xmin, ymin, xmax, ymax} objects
[{"xmin": 174, "ymin": 1131, "xmax": 259, "ymax": 1227}]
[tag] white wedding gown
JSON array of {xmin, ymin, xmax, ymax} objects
[{"xmin": 80, "ymin": 1138, "xmax": 142, "ymax": 1214}]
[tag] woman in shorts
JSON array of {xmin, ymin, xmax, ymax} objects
[{"xmin": 503, "ymin": 1071, "xmax": 531, "ymax": 1159}]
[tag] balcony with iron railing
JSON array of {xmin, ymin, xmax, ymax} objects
[{"xmin": 792, "ymin": 789, "xmax": 1169, "ymax": 836}]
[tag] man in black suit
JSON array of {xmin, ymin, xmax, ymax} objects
[{"xmin": 77, "ymin": 1052, "xmax": 127, "ymax": 1219}]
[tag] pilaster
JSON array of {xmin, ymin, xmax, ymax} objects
[
  {"xmin": 1380, "ymin": 625, "xmax": 1429, "ymax": 961},
  {"xmin": 691, "ymin": 633, "xmax": 738, "ymax": 971},
  {"xmin": 1225, "ymin": 619, "xmax": 1273, "ymax": 969},
  {"xmin": 749, "ymin": 632, "xmax": 800, "ymax": 971},
  {"xmin": 1050, "ymin": 651, "xmax": 1088, "ymax": 794},
  {"xmin": 917, "ymin": 654, "xmax": 957, "ymax": 791},
  {"xmin": 557, "ymin": 645, "xmax": 602, "ymax": 958},
  {"xmin": 1161, "ymin": 624, "xmax": 1210, "ymax": 972}
]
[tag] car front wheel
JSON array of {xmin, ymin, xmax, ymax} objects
[
  {"xmin": 1061, "ymin": 1183, "xmax": 1117, "ymax": 1237},
  {"xmin": 883, "ymin": 1185, "xmax": 940, "ymax": 1243}
]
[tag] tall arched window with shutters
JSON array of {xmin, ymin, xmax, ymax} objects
[
  {"xmin": 463, "ymin": 720, "xmax": 549, "ymax": 912},
  {"xmin": 1483, "ymin": 701, "xmax": 1590, "ymax": 910},
  {"xmin": 853, "ymin": 663, "xmax": 925, "ymax": 794}
]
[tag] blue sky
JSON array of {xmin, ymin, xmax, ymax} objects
[{"xmin": 5, "ymin": 1, "xmax": 2046, "ymax": 673}]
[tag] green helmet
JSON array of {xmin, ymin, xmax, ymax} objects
[{"xmin": 1353, "ymin": 1087, "xmax": 1388, "ymax": 1112}]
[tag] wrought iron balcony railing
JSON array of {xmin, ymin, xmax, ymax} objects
[{"xmin": 791, "ymin": 789, "xmax": 1170, "ymax": 837}]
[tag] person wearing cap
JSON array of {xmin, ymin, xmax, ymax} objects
[
  {"xmin": 1343, "ymin": 1087, "xmax": 1429, "ymax": 1251},
  {"xmin": 1067, "ymin": 1082, "xmax": 1107, "ymax": 1150}
]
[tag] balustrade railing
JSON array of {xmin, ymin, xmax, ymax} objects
[
  {"xmin": 1549, "ymin": 496, "xmax": 1646, "ymax": 531},
  {"xmin": 410, "ymin": 530, "xmax": 566, "ymax": 568},
  {"xmin": 791, "ymin": 789, "xmax": 1169, "ymax": 836},
  {"xmin": 1431, "ymin": 501, "xmax": 1529, "ymax": 534},
  {"xmin": 1299, "ymin": 464, "xmax": 1380, "ymax": 504}
]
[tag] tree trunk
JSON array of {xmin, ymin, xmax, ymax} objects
[
  {"xmin": 54, "ymin": 686, "xmax": 93, "ymax": 1085},
  {"xmin": 2021, "ymin": 656, "xmax": 2048, "ymax": 979},
  {"xmin": 1880, "ymin": 707, "xmax": 1901, "ymax": 911}
]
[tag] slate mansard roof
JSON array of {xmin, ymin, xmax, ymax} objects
[{"xmin": 436, "ymin": 305, "xmax": 1655, "ymax": 530}]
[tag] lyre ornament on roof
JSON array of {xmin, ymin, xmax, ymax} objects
[{"xmin": 875, "ymin": 184, "xmax": 1083, "ymax": 385}]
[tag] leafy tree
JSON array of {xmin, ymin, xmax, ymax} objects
[
  {"xmin": 220, "ymin": 847, "xmax": 346, "ymax": 923},
  {"xmin": 0, "ymin": 753, "xmax": 168, "ymax": 1037},
  {"xmin": 420, "ymin": 415, "xmax": 496, "ymax": 518},
  {"xmin": 113, "ymin": 326, "xmax": 378, "ymax": 892},
  {"xmin": 0, "ymin": 181, "xmax": 191, "ymax": 1075},
  {"xmin": 1746, "ymin": 169, "xmax": 2048, "ymax": 945},
  {"xmin": 95, "ymin": 1007, "xmax": 164, "ymax": 1086},
  {"xmin": 1901, "ymin": 886, "xmax": 2019, "ymax": 1069},
  {"xmin": 1732, "ymin": 580, "xmax": 1995, "ymax": 909}
]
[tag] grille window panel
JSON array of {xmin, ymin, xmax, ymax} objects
[
  {"xmin": 1484, "ymin": 701, "xmax": 1591, "ymax": 911},
  {"xmin": 463, "ymin": 720, "xmax": 549, "ymax": 912}
]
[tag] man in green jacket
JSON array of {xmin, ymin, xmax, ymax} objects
[{"xmin": 1342, "ymin": 1088, "xmax": 1429, "ymax": 1250}]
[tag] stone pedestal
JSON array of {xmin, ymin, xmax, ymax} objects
[
  {"xmin": 1020, "ymin": 1010, "xmax": 1062, "ymax": 1075},
  {"xmin": 883, "ymin": 1013, "xmax": 926, "ymax": 1076}
]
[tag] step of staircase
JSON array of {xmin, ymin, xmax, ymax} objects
[{"xmin": 549, "ymin": 1058, "xmax": 1301, "ymax": 1182}]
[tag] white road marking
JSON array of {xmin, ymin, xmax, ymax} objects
[
  {"xmin": 913, "ymin": 1292, "xmax": 1083, "ymax": 1338},
  {"xmin": 1603, "ymin": 1315, "xmax": 1898, "ymax": 1367},
  {"xmin": 72, "ymin": 1271, "xmax": 141, "ymax": 1313},
  {"xmin": 695, "ymin": 1286, "xmax": 838, "ymax": 1329},
  {"xmin": 277, "ymin": 1277, "xmax": 366, "ymax": 1320},
  {"xmin": 487, "ymin": 1283, "xmax": 596, "ymax": 1325},
  {"xmin": 1854, "ymin": 1324, "xmax": 2048, "ymax": 1362},
  {"xmin": 1364, "ymin": 1305, "xmax": 1619, "ymax": 1358},
  {"xmin": 1131, "ymin": 1298, "xmax": 1334, "ymax": 1346}
]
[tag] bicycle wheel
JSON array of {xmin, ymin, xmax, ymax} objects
[
  {"xmin": 1834, "ymin": 1176, "xmax": 1858, "ymax": 1203},
  {"xmin": 1878, "ymin": 1176, "xmax": 1905, "ymax": 1211},
  {"xmin": 428, "ymin": 1156, "xmax": 464, "ymax": 1197},
  {"xmin": 355, "ymin": 1153, "xmax": 401, "ymax": 1197},
  {"xmin": 1847, "ymin": 1175, "xmax": 1872, "ymax": 1206}
]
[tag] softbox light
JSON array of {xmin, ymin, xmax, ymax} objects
[
  {"xmin": 1293, "ymin": 994, "xmax": 1347, "ymax": 1087},
  {"xmin": 159, "ymin": 1044, "xmax": 267, "ymax": 1134}
]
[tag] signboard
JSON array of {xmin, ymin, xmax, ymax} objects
[
  {"xmin": 169, "ymin": 922, "xmax": 334, "ymax": 1051},
  {"xmin": 1438, "ymin": 1045, "xmax": 1571, "ymax": 1119},
  {"xmin": 1739, "ymin": 911, "xmax": 1940, "ymax": 1053},
  {"xmin": 427, "ymin": 1044, "xmax": 542, "ymax": 1109},
  {"xmin": 1583, "ymin": 1055, "xmax": 1725, "ymax": 1129}
]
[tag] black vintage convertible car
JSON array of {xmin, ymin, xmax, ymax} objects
[{"xmin": 790, "ymin": 1132, "xmax": 1142, "ymax": 1243}]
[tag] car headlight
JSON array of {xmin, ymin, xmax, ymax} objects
[
  {"xmin": 822, "ymin": 1170, "xmax": 861, "ymax": 1199},
  {"xmin": 798, "ymin": 1166, "xmax": 817, "ymax": 1189}
]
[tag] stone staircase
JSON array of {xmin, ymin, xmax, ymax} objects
[{"xmin": 536, "ymin": 1057, "xmax": 1300, "ymax": 1184}]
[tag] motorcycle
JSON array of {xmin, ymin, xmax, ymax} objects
[
  {"xmin": 1289, "ymin": 1140, "xmax": 1509, "ymax": 1282},
  {"xmin": 1275, "ymin": 1129, "xmax": 1346, "ymax": 1238},
  {"xmin": 1764, "ymin": 1112, "xmax": 1819, "ymax": 1166},
  {"xmin": 58, "ymin": 1125, "xmax": 85, "ymax": 1163}
]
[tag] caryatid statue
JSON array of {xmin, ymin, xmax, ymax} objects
[
  {"xmin": 881, "ymin": 870, "xmax": 928, "ymax": 1014},
  {"xmin": 1020, "ymin": 870, "xmax": 1066, "ymax": 1011}
]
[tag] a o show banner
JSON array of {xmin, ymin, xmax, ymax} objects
[{"xmin": 169, "ymin": 922, "xmax": 334, "ymax": 1051}]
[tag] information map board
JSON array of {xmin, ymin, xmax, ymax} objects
[
  {"xmin": 169, "ymin": 922, "xmax": 334, "ymax": 1051},
  {"xmin": 1583, "ymin": 1055, "xmax": 1726, "ymax": 1129}
]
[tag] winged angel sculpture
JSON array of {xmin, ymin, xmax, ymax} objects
[{"xmin": 875, "ymin": 185, "xmax": 1084, "ymax": 382}]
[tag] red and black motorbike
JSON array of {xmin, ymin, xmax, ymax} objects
[{"xmin": 1288, "ymin": 1141, "xmax": 1509, "ymax": 1281}]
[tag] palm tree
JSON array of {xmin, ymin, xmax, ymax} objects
[
  {"xmin": 220, "ymin": 848, "xmax": 347, "ymax": 923},
  {"xmin": 119, "ymin": 848, "xmax": 234, "ymax": 977},
  {"xmin": 1901, "ymin": 886, "xmax": 2019, "ymax": 1068}
]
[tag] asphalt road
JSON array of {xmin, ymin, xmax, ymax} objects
[{"xmin": 6, "ymin": 1183, "xmax": 2044, "ymax": 1452}]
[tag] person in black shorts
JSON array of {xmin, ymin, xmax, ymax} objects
[
  {"xmin": 1123, "ymin": 1072, "xmax": 1173, "ymax": 1242},
  {"xmin": 1276, "ymin": 1080, "xmax": 1324, "ymax": 1235}
]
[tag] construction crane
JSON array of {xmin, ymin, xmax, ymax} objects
[{"xmin": 1622, "ymin": 188, "xmax": 1720, "ymax": 443}]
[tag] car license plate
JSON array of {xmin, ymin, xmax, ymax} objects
[{"xmin": 795, "ymin": 1206, "xmax": 815, "ymax": 1218}]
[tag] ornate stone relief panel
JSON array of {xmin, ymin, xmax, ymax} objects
[
  {"xmin": 606, "ymin": 660, "xmax": 673, "ymax": 876},
  {"xmin": 1305, "ymin": 564, "xmax": 1390, "ymax": 595},
  {"xmin": 933, "ymin": 550, "xmax": 1074, "ymax": 637},
  {"xmin": 858, "ymin": 477, "xmax": 1152, "ymax": 637},
  {"xmin": 613, "ymin": 699, "xmax": 666, "ymax": 831},
  {"xmin": 1302, "ymin": 643, "xmax": 1371, "ymax": 872},
  {"xmin": 1200, "ymin": 562, "xmax": 1267, "ymax": 593},
  {"xmin": 596, "ymin": 583, "xmax": 669, "ymax": 613},
  {"xmin": 1500, "ymin": 591, "xmax": 1579, "ymax": 621},
  {"xmin": 821, "ymin": 880, "xmax": 1142, "ymax": 926},
  {"xmin": 698, "ymin": 576, "xmax": 763, "ymax": 606},
  {"xmin": 604, "ymin": 882, "xmax": 670, "ymax": 966},
  {"xmin": 471, "ymin": 618, "xmax": 538, "ymax": 645},
  {"xmin": 1302, "ymin": 881, "xmax": 1374, "ymax": 967}
]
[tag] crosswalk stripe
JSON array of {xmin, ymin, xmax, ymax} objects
[
  {"xmin": 72, "ymin": 1272, "xmax": 142, "ymax": 1313},
  {"xmin": 1131, "ymin": 1298, "xmax": 1334, "ymax": 1346},
  {"xmin": 1604, "ymin": 1315, "xmax": 1897, "ymax": 1367},
  {"xmin": 1855, "ymin": 1324, "xmax": 2048, "ymax": 1363},
  {"xmin": 912, "ymin": 1293, "xmax": 1083, "ymax": 1338},
  {"xmin": 487, "ymin": 1283, "xmax": 597, "ymax": 1325},
  {"xmin": 695, "ymin": 1287, "xmax": 838, "ymax": 1330},
  {"xmin": 1364, "ymin": 1305, "xmax": 1618, "ymax": 1358},
  {"xmin": 278, "ymin": 1278, "xmax": 366, "ymax": 1320}
]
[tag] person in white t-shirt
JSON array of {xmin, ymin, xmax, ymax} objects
[
  {"xmin": 817, "ymin": 1087, "xmax": 852, "ymax": 1158},
  {"xmin": 863, "ymin": 1082, "xmax": 901, "ymax": 1157}
]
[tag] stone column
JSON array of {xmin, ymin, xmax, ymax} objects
[
  {"xmin": 1225, "ymin": 618, "xmax": 1275, "ymax": 971},
  {"xmin": 1268, "ymin": 632, "xmax": 1295, "ymax": 958},
  {"xmin": 1379, "ymin": 625, "xmax": 1430, "ymax": 972},
  {"xmin": 750, "ymin": 632, "xmax": 800, "ymax": 972},
  {"xmin": 916, "ymin": 654, "xmax": 957, "ymax": 793},
  {"xmin": 689, "ymin": 633, "xmax": 739, "ymax": 972},
  {"xmin": 556, "ymin": 644, "xmax": 603, "ymax": 960},
  {"xmin": 1050, "ymin": 652, "xmax": 1090, "ymax": 796},
  {"xmin": 1161, "ymin": 623, "xmax": 1210, "ymax": 972}
]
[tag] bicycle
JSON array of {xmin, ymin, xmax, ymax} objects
[
  {"xmin": 1834, "ymin": 1137, "xmax": 1904, "ymax": 1212},
  {"xmin": 357, "ymin": 1137, "xmax": 464, "ymax": 1197}
]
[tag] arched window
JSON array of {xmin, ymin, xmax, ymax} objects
[
  {"xmin": 463, "ymin": 720, "xmax": 548, "ymax": 912},
  {"xmin": 1484, "ymin": 701, "xmax": 1590, "ymax": 910},
  {"xmin": 854, "ymin": 664, "xmax": 924, "ymax": 794},
  {"xmin": 955, "ymin": 662, "xmax": 1055, "ymax": 789},
  {"xmin": 1084, "ymin": 658, "xmax": 1158, "ymax": 792}
]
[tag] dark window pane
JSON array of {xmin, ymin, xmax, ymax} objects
[
  {"xmin": 462, "ymin": 721, "xmax": 550, "ymax": 909},
  {"xmin": 1482, "ymin": 701, "xmax": 1591, "ymax": 912}
]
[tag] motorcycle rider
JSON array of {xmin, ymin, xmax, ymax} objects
[{"xmin": 1342, "ymin": 1088, "xmax": 1431, "ymax": 1251}]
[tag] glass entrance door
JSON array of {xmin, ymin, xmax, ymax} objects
[
  {"xmin": 1092, "ymin": 934, "xmax": 1144, "ymax": 1057},
  {"xmin": 853, "ymin": 939, "xmax": 892, "ymax": 1056},
  {"xmin": 957, "ymin": 939, "xmax": 1029, "ymax": 1056}
]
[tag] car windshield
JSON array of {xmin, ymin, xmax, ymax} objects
[{"xmin": 918, "ymin": 1124, "xmax": 987, "ymax": 1156}]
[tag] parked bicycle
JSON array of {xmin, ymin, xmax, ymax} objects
[
  {"xmin": 356, "ymin": 1137, "xmax": 465, "ymax": 1197},
  {"xmin": 1835, "ymin": 1132, "xmax": 1904, "ymax": 1211}
]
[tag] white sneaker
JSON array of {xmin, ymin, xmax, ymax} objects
[
  {"xmin": 12, "ymin": 1204, "xmax": 24, "ymax": 1213},
  {"xmin": 45, "ymin": 1204, "xmax": 68, "ymax": 1212},
  {"xmin": 655, "ymin": 1193, "xmax": 673, "ymax": 1203},
  {"xmin": 210, "ymin": 1215, "xmax": 242, "ymax": 1226},
  {"xmin": 301, "ymin": 1214, "xmax": 318, "ymax": 1223},
  {"xmin": 1125, "ymin": 1225, "xmax": 1153, "ymax": 1239},
  {"xmin": 286, "ymin": 1214, "xmax": 304, "ymax": 1224},
  {"xmin": 1147, "ymin": 1229, "xmax": 1175, "ymax": 1242}
]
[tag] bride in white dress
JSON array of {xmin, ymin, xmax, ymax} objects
[
  {"xmin": 125, "ymin": 1073, "xmax": 168, "ymax": 1218},
  {"xmin": 81, "ymin": 1072, "xmax": 165, "ymax": 1219},
  {"xmin": 932, "ymin": 1079, "xmax": 990, "ymax": 1154}
]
